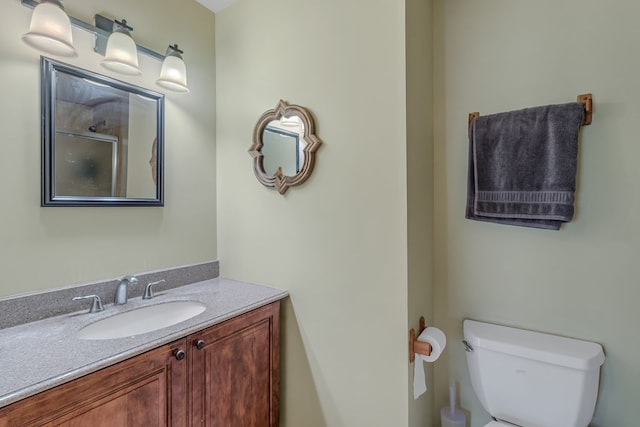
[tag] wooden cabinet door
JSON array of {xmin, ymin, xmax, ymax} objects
[
  {"xmin": 189, "ymin": 302, "xmax": 280, "ymax": 427},
  {"xmin": 0, "ymin": 338, "xmax": 188, "ymax": 427}
]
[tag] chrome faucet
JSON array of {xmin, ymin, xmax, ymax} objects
[{"xmin": 114, "ymin": 275, "xmax": 138, "ymax": 305}]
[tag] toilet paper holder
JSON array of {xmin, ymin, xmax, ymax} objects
[{"xmin": 409, "ymin": 316, "xmax": 432, "ymax": 362}]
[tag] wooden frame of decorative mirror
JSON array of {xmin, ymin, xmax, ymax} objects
[{"xmin": 249, "ymin": 100, "xmax": 322, "ymax": 195}]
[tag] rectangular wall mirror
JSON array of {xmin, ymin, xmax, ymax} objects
[{"xmin": 41, "ymin": 57, "xmax": 164, "ymax": 206}]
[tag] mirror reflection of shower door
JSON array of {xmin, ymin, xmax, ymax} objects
[
  {"xmin": 54, "ymin": 131, "xmax": 118, "ymax": 197},
  {"xmin": 262, "ymin": 126, "xmax": 300, "ymax": 177}
]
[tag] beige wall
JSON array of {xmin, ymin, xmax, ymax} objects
[
  {"xmin": 0, "ymin": 0, "xmax": 216, "ymax": 297},
  {"xmin": 215, "ymin": 0, "xmax": 429, "ymax": 425},
  {"xmin": 406, "ymin": 0, "xmax": 435, "ymax": 425},
  {"xmin": 434, "ymin": 1, "xmax": 640, "ymax": 426}
]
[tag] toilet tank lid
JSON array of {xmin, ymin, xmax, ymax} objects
[{"xmin": 463, "ymin": 320, "xmax": 605, "ymax": 371}]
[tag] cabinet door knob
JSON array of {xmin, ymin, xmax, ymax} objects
[
  {"xmin": 174, "ymin": 349, "xmax": 186, "ymax": 360},
  {"xmin": 195, "ymin": 339, "xmax": 205, "ymax": 350}
]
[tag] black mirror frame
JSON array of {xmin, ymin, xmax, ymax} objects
[{"xmin": 41, "ymin": 57, "xmax": 165, "ymax": 207}]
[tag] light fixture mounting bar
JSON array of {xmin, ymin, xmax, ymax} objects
[
  {"xmin": 93, "ymin": 14, "xmax": 163, "ymax": 61},
  {"xmin": 20, "ymin": 0, "xmax": 165, "ymax": 61}
]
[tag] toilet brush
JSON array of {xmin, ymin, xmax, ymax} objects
[{"xmin": 440, "ymin": 383, "xmax": 466, "ymax": 427}]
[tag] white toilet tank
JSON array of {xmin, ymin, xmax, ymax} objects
[{"xmin": 463, "ymin": 319, "xmax": 605, "ymax": 427}]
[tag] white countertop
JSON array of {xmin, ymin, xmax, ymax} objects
[{"xmin": 0, "ymin": 278, "xmax": 288, "ymax": 408}]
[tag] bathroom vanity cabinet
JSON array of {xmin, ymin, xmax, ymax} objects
[{"xmin": 0, "ymin": 301, "xmax": 280, "ymax": 427}]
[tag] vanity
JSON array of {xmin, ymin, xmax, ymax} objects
[{"xmin": 0, "ymin": 275, "xmax": 287, "ymax": 426}]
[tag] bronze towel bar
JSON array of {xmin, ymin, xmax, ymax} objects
[{"xmin": 468, "ymin": 93, "xmax": 593, "ymax": 136}]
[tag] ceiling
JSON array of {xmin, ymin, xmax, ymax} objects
[{"xmin": 195, "ymin": 0, "xmax": 238, "ymax": 13}]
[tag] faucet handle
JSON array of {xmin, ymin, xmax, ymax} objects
[
  {"xmin": 72, "ymin": 295, "xmax": 104, "ymax": 313},
  {"xmin": 143, "ymin": 279, "xmax": 166, "ymax": 300},
  {"xmin": 123, "ymin": 275, "xmax": 139, "ymax": 285}
]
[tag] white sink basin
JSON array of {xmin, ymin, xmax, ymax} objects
[{"xmin": 77, "ymin": 301, "xmax": 206, "ymax": 340}]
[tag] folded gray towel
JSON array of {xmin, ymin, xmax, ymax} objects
[{"xmin": 466, "ymin": 102, "xmax": 585, "ymax": 230}]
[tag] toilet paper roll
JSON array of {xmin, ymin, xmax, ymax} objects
[
  {"xmin": 413, "ymin": 327, "xmax": 447, "ymax": 399},
  {"xmin": 417, "ymin": 327, "xmax": 447, "ymax": 362}
]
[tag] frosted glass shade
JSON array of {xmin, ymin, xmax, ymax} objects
[
  {"xmin": 156, "ymin": 55, "xmax": 189, "ymax": 93},
  {"xmin": 101, "ymin": 31, "xmax": 141, "ymax": 75},
  {"xmin": 22, "ymin": 1, "xmax": 77, "ymax": 57},
  {"xmin": 280, "ymin": 115, "xmax": 301, "ymax": 127}
]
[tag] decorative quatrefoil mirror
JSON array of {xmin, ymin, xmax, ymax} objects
[{"xmin": 249, "ymin": 100, "xmax": 322, "ymax": 195}]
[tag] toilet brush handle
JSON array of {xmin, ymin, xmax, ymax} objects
[{"xmin": 449, "ymin": 383, "xmax": 456, "ymax": 414}]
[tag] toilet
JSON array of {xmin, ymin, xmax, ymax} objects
[{"xmin": 463, "ymin": 319, "xmax": 605, "ymax": 427}]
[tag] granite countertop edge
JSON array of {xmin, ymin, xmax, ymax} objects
[{"xmin": 0, "ymin": 278, "xmax": 288, "ymax": 409}]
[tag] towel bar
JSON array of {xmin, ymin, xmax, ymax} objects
[
  {"xmin": 468, "ymin": 93, "xmax": 593, "ymax": 136},
  {"xmin": 577, "ymin": 93, "xmax": 593, "ymax": 125},
  {"xmin": 409, "ymin": 316, "xmax": 432, "ymax": 362}
]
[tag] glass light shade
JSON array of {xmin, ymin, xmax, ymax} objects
[
  {"xmin": 22, "ymin": 1, "xmax": 77, "ymax": 57},
  {"xmin": 156, "ymin": 55, "xmax": 189, "ymax": 93},
  {"xmin": 280, "ymin": 115, "xmax": 301, "ymax": 128},
  {"xmin": 101, "ymin": 30, "xmax": 141, "ymax": 75}
]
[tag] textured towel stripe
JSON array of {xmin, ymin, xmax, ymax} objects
[{"xmin": 476, "ymin": 191, "xmax": 574, "ymax": 205}]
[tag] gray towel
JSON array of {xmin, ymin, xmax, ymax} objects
[{"xmin": 466, "ymin": 102, "xmax": 585, "ymax": 230}]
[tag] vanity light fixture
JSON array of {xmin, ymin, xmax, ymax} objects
[
  {"xmin": 22, "ymin": 0, "xmax": 76, "ymax": 57},
  {"xmin": 156, "ymin": 44, "xmax": 189, "ymax": 93},
  {"xmin": 20, "ymin": 0, "xmax": 190, "ymax": 93},
  {"xmin": 280, "ymin": 115, "xmax": 302, "ymax": 128},
  {"xmin": 101, "ymin": 19, "xmax": 141, "ymax": 75}
]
